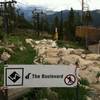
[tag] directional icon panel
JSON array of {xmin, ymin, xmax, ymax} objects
[{"xmin": 5, "ymin": 68, "xmax": 24, "ymax": 86}]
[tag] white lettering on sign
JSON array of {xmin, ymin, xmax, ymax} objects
[{"xmin": 4, "ymin": 65, "xmax": 79, "ymax": 88}]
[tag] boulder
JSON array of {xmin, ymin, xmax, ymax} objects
[
  {"xmin": 51, "ymin": 41, "xmax": 57, "ymax": 48},
  {"xmin": 63, "ymin": 55, "xmax": 80, "ymax": 65},
  {"xmin": 62, "ymin": 54, "xmax": 93, "ymax": 67},
  {"xmin": 5, "ymin": 47, "xmax": 14, "ymax": 54},
  {"xmin": 38, "ymin": 46, "xmax": 47, "ymax": 56},
  {"xmin": 47, "ymin": 40, "xmax": 53, "ymax": 44},
  {"xmin": 79, "ymin": 58, "xmax": 93, "ymax": 67},
  {"xmin": 86, "ymin": 54, "xmax": 100, "ymax": 61},
  {"xmin": 81, "ymin": 54, "xmax": 86, "ymax": 59},
  {"xmin": 25, "ymin": 38, "xmax": 34, "ymax": 44},
  {"xmin": 7, "ymin": 43, "xmax": 15, "ymax": 48},
  {"xmin": 35, "ymin": 41, "xmax": 40, "ymax": 44},
  {"xmin": 70, "ymin": 49, "xmax": 85, "ymax": 55},
  {"xmin": 67, "ymin": 48, "xmax": 74, "ymax": 53},
  {"xmin": 1, "ymin": 52, "xmax": 11, "ymax": 61},
  {"xmin": 86, "ymin": 96, "xmax": 92, "ymax": 100},
  {"xmin": 44, "ymin": 57, "xmax": 59, "ymax": 64},
  {"xmin": 25, "ymin": 38, "xmax": 35, "ymax": 47},
  {"xmin": 40, "ymin": 39, "xmax": 47, "ymax": 44},
  {"xmin": 80, "ymin": 65, "xmax": 100, "ymax": 83},
  {"xmin": 46, "ymin": 48, "xmax": 58, "ymax": 57},
  {"xmin": 57, "ymin": 48, "xmax": 68, "ymax": 57}
]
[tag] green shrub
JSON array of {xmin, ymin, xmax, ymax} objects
[
  {"xmin": 56, "ymin": 40, "xmax": 85, "ymax": 49},
  {"xmin": 7, "ymin": 35, "xmax": 25, "ymax": 46},
  {"xmin": 0, "ymin": 32, "xmax": 6, "ymax": 40},
  {"xmin": 17, "ymin": 86, "xmax": 89, "ymax": 100},
  {"xmin": 96, "ymin": 72, "xmax": 100, "ymax": 78},
  {"xmin": 0, "ymin": 48, "xmax": 5, "ymax": 54},
  {"xmin": 52, "ymin": 86, "xmax": 89, "ymax": 100},
  {"xmin": 80, "ymin": 78, "xmax": 89, "ymax": 86},
  {"xmin": 0, "ymin": 62, "xmax": 4, "ymax": 86},
  {"xmin": 7, "ymin": 44, "xmax": 37, "ymax": 64}
]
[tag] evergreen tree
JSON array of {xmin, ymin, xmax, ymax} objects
[
  {"xmin": 59, "ymin": 11, "xmax": 63, "ymax": 40},
  {"xmin": 75, "ymin": 12, "xmax": 81, "ymax": 26},
  {"xmin": 63, "ymin": 20, "xmax": 68, "ymax": 40},
  {"xmin": 32, "ymin": 10, "xmax": 49, "ymax": 36},
  {"xmin": 51, "ymin": 16, "xmax": 60, "ymax": 34},
  {"xmin": 40, "ymin": 13, "xmax": 49, "ymax": 33},
  {"xmin": 83, "ymin": 10, "xmax": 92, "ymax": 26},
  {"xmin": 54, "ymin": 16, "xmax": 60, "ymax": 30},
  {"xmin": 67, "ymin": 8, "xmax": 76, "ymax": 40}
]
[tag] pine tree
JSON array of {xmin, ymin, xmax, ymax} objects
[
  {"xmin": 75, "ymin": 12, "xmax": 81, "ymax": 26},
  {"xmin": 83, "ymin": 10, "xmax": 92, "ymax": 26},
  {"xmin": 51, "ymin": 15, "xmax": 60, "ymax": 39},
  {"xmin": 67, "ymin": 8, "xmax": 76, "ymax": 40},
  {"xmin": 32, "ymin": 10, "xmax": 48, "ymax": 37},
  {"xmin": 54, "ymin": 16, "xmax": 60, "ymax": 30}
]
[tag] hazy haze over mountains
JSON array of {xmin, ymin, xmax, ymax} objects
[{"xmin": 19, "ymin": 5, "xmax": 100, "ymax": 27}]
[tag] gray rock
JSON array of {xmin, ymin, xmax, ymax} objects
[
  {"xmin": 19, "ymin": 46, "xmax": 26, "ymax": 51},
  {"xmin": 1, "ymin": 52, "xmax": 11, "ymax": 61},
  {"xmin": 86, "ymin": 54, "xmax": 100, "ymax": 61},
  {"xmin": 25, "ymin": 38, "xmax": 35, "ymax": 47},
  {"xmin": 70, "ymin": 49, "xmax": 85, "ymax": 55}
]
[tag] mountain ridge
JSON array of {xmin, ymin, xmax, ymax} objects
[{"xmin": 19, "ymin": 6, "xmax": 100, "ymax": 27}]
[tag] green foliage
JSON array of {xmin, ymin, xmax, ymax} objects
[
  {"xmin": 17, "ymin": 86, "xmax": 89, "ymax": 100},
  {"xmin": 67, "ymin": 8, "xmax": 76, "ymax": 40},
  {"xmin": 75, "ymin": 12, "xmax": 82, "ymax": 26},
  {"xmin": 7, "ymin": 35, "xmax": 25, "ymax": 46},
  {"xmin": 56, "ymin": 40, "xmax": 66, "ymax": 48},
  {"xmin": 63, "ymin": 8, "xmax": 82, "ymax": 41},
  {"xmin": 54, "ymin": 16, "xmax": 60, "ymax": 28},
  {"xmin": 96, "ymin": 72, "xmax": 100, "ymax": 78},
  {"xmin": 80, "ymin": 78, "xmax": 90, "ymax": 86},
  {"xmin": 0, "ymin": 48, "xmax": 5, "ymax": 55},
  {"xmin": 52, "ymin": 86, "xmax": 88, "ymax": 100},
  {"xmin": 56, "ymin": 40, "xmax": 85, "ymax": 49},
  {"xmin": 32, "ymin": 10, "xmax": 49, "ymax": 37},
  {"xmin": 83, "ymin": 10, "xmax": 92, "ymax": 25},
  {"xmin": 96, "ymin": 72, "xmax": 100, "ymax": 83},
  {"xmin": 50, "ymin": 15, "xmax": 60, "ymax": 37},
  {"xmin": 7, "ymin": 44, "xmax": 37, "ymax": 64},
  {"xmin": 0, "ymin": 32, "xmax": 6, "ymax": 40},
  {"xmin": 17, "ymin": 15, "xmax": 33, "ymax": 29},
  {"xmin": 0, "ymin": 62, "xmax": 4, "ymax": 86},
  {"xmin": 40, "ymin": 16, "xmax": 50, "ymax": 32},
  {"xmin": 0, "ymin": 16, "xmax": 3, "ymax": 26},
  {"xmin": 17, "ymin": 88, "xmax": 48, "ymax": 100}
]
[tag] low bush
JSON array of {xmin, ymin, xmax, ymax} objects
[
  {"xmin": 80, "ymin": 78, "xmax": 89, "ymax": 86},
  {"xmin": 7, "ymin": 44, "xmax": 37, "ymax": 64}
]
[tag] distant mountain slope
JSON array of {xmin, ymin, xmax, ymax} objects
[
  {"xmin": 20, "ymin": 6, "xmax": 55, "ymax": 21},
  {"xmin": 47, "ymin": 10, "xmax": 69, "ymax": 23},
  {"xmin": 20, "ymin": 6, "xmax": 100, "ymax": 26},
  {"xmin": 91, "ymin": 10, "xmax": 100, "ymax": 27},
  {"xmin": 47, "ymin": 10, "xmax": 100, "ymax": 27}
]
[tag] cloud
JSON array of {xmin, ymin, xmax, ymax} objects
[
  {"xmin": 3, "ymin": 0, "xmax": 100, "ymax": 11},
  {"xmin": 17, "ymin": 0, "xmax": 81, "ymax": 11}
]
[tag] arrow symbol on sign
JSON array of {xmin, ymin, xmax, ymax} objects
[{"xmin": 25, "ymin": 73, "xmax": 31, "ymax": 79}]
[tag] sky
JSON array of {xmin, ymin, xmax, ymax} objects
[{"xmin": 1, "ymin": 0, "xmax": 100, "ymax": 11}]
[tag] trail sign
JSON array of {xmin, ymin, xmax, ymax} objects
[{"xmin": 4, "ymin": 65, "xmax": 79, "ymax": 88}]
